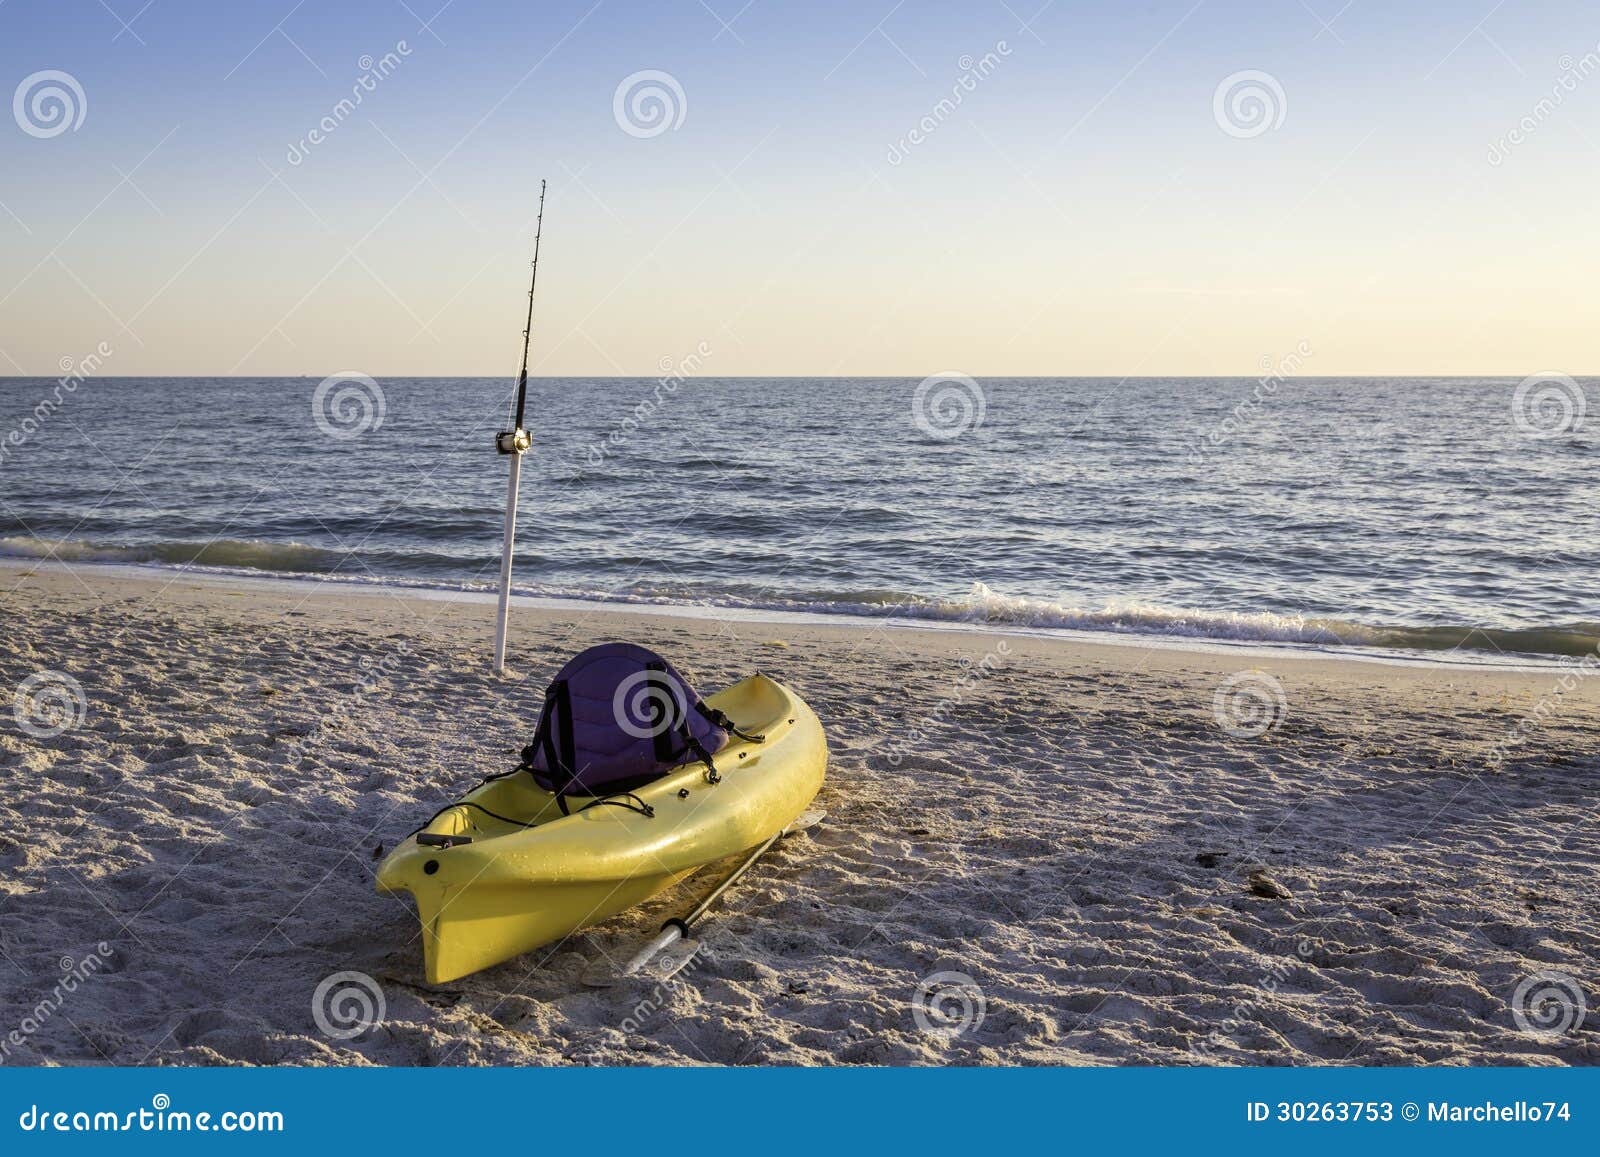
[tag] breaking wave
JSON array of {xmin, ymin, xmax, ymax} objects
[
  {"xmin": 3, "ymin": 536, "xmax": 1595, "ymax": 661},
  {"xmin": 0, "ymin": 535, "xmax": 345, "ymax": 573}
]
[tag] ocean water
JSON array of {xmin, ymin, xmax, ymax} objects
[{"xmin": 1, "ymin": 375, "xmax": 1596, "ymax": 659}]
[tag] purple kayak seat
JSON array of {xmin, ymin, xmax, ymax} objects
[{"xmin": 522, "ymin": 643, "xmax": 763, "ymax": 809}]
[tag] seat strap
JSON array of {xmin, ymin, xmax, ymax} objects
[
  {"xmin": 644, "ymin": 662, "xmax": 680, "ymax": 766},
  {"xmin": 522, "ymin": 690, "xmax": 558, "ymax": 774},
  {"xmin": 580, "ymin": 790, "xmax": 656, "ymax": 819},
  {"xmin": 536, "ymin": 679, "xmax": 580, "ymax": 812},
  {"xmin": 555, "ymin": 680, "xmax": 577, "ymax": 786},
  {"xmin": 678, "ymin": 720, "xmax": 721, "ymax": 784},
  {"xmin": 696, "ymin": 701, "xmax": 765, "ymax": 744}
]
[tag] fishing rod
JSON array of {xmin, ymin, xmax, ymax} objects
[{"xmin": 493, "ymin": 179, "xmax": 547, "ymax": 674}]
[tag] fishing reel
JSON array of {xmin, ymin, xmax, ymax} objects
[{"xmin": 495, "ymin": 429, "xmax": 532, "ymax": 455}]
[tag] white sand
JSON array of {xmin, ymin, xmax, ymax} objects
[{"xmin": 1, "ymin": 563, "xmax": 1596, "ymax": 1066}]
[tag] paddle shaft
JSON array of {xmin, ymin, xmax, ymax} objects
[
  {"xmin": 589, "ymin": 810, "xmax": 823, "ymax": 987},
  {"xmin": 618, "ymin": 830, "xmax": 784, "ymax": 978},
  {"xmin": 685, "ymin": 829, "xmax": 784, "ymax": 928}
]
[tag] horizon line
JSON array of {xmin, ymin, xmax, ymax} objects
[{"xmin": 4, "ymin": 372, "xmax": 1593, "ymax": 381}]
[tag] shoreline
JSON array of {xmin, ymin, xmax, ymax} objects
[{"xmin": 0, "ymin": 557, "xmax": 1574, "ymax": 674}]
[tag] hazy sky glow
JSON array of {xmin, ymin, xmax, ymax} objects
[{"xmin": 2, "ymin": 0, "xmax": 1598, "ymax": 377}]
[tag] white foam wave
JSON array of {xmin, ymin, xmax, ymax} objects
[
  {"xmin": 896, "ymin": 582, "xmax": 1369, "ymax": 643},
  {"xmin": 6, "ymin": 539, "xmax": 1587, "ymax": 658}
]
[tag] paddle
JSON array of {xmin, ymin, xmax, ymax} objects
[{"xmin": 581, "ymin": 808, "xmax": 826, "ymax": 988}]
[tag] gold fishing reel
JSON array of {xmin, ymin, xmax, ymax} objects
[{"xmin": 495, "ymin": 429, "xmax": 532, "ymax": 455}]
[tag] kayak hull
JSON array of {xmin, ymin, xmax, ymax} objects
[
  {"xmin": 415, "ymin": 870, "xmax": 700, "ymax": 987},
  {"xmin": 376, "ymin": 672, "xmax": 826, "ymax": 984}
]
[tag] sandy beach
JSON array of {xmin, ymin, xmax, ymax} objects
[{"xmin": 1, "ymin": 562, "xmax": 1596, "ymax": 1067}]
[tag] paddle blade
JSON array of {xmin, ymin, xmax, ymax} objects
[
  {"xmin": 580, "ymin": 933, "xmax": 703, "ymax": 988},
  {"xmin": 648, "ymin": 937, "xmax": 706, "ymax": 983},
  {"xmin": 788, "ymin": 808, "xmax": 827, "ymax": 833},
  {"xmin": 580, "ymin": 925, "xmax": 682, "ymax": 988}
]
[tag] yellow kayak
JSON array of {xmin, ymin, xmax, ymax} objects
[{"xmin": 376, "ymin": 672, "xmax": 826, "ymax": 984}]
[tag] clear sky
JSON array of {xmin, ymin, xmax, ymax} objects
[{"xmin": 1, "ymin": 0, "xmax": 1597, "ymax": 377}]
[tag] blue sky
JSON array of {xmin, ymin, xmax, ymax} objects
[{"xmin": 2, "ymin": 1, "xmax": 1598, "ymax": 375}]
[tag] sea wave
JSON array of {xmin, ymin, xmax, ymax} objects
[
  {"xmin": 4, "ymin": 537, "xmax": 1597, "ymax": 660},
  {"xmin": 0, "ymin": 535, "xmax": 345, "ymax": 573},
  {"xmin": 534, "ymin": 580, "xmax": 1600, "ymax": 658}
]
